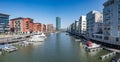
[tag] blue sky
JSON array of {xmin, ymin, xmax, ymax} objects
[{"xmin": 0, "ymin": 0, "xmax": 107, "ymax": 28}]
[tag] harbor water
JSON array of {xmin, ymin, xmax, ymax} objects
[{"xmin": 0, "ymin": 32, "xmax": 112, "ymax": 62}]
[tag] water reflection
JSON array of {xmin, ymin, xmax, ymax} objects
[
  {"xmin": 55, "ymin": 33, "xmax": 61, "ymax": 52},
  {"xmin": 56, "ymin": 33, "xmax": 61, "ymax": 42},
  {"xmin": 32, "ymin": 42, "xmax": 44, "ymax": 48},
  {"xmin": 88, "ymin": 51, "xmax": 99, "ymax": 56}
]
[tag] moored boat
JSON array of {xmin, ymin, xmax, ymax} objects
[
  {"xmin": 29, "ymin": 33, "xmax": 46, "ymax": 42},
  {"xmin": 86, "ymin": 41, "xmax": 100, "ymax": 49},
  {"xmin": 0, "ymin": 44, "xmax": 18, "ymax": 53}
]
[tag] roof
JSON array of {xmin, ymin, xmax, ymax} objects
[
  {"xmin": 0, "ymin": 13, "xmax": 10, "ymax": 16},
  {"xmin": 34, "ymin": 23, "xmax": 41, "ymax": 24},
  {"xmin": 10, "ymin": 17, "xmax": 23, "ymax": 21}
]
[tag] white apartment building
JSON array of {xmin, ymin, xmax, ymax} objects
[
  {"xmin": 78, "ymin": 16, "xmax": 86, "ymax": 34},
  {"xmin": 70, "ymin": 23, "xmax": 75, "ymax": 33},
  {"xmin": 103, "ymin": 0, "xmax": 120, "ymax": 46},
  {"xmin": 86, "ymin": 10, "xmax": 103, "ymax": 40},
  {"xmin": 74, "ymin": 20, "xmax": 79, "ymax": 34}
]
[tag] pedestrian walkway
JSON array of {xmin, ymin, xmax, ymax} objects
[{"xmin": 103, "ymin": 47, "xmax": 120, "ymax": 53}]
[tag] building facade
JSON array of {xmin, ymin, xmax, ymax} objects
[
  {"xmin": 0, "ymin": 13, "xmax": 10, "ymax": 33},
  {"xmin": 56, "ymin": 17, "xmax": 61, "ymax": 31},
  {"xmin": 10, "ymin": 17, "xmax": 34, "ymax": 34},
  {"xmin": 21, "ymin": 18, "xmax": 33, "ymax": 33},
  {"xmin": 67, "ymin": 0, "xmax": 120, "ymax": 47},
  {"xmin": 78, "ymin": 16, "xmax": 86, "ymax": 34},
  {"xmin": 103, "ymin": 0, "xmax": 120, "ymax": 46},
  {"xmin": 41, "ymin": 24, "xmax": 46, "ymax": 32},
  {"xmin": 86, "ymin": 10, "xmax": 103, "ymax": 40},
  {"xmin": 46, "ymin": 24, "xmax": 54, "ymax": 33},
  {"xmin": 71, "ymin": 23, "xmax": 75, "ymax": 34},
  {"xmin": 33, "ymin": 23, "xmax": 41, "ymax": 33},
  {"xmin": 74, "ymin": 20, "xmax": 79, "ymax": 34}
]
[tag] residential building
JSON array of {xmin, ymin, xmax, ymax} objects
[
  {"xmin": 0, "ymin": 13, "xmax": 10, "ymax": 33},
  {"xmin": 47, "ymin": 24, "xmax": 54, "ymax": 33},
  {"xmin": 21, "ymin": 18, "xmax": 33, "ymax": 33},
  {"xmin": 10, "ymin": 17, "xmax": 34, "ymax": 34},
  {"xmin": 33, "ymin": 23, "xmax": 41, "ymax": 33},
  {"xmin": 74, "ymin": 20, "xmax": 79, "ymax": 34},
  {"xmin": 67, "ymin": 24, "xmax": 71, "ymax": 32},
  {"xmin": 41, "ymin": 24, "xmax": 46, "ymax": 32},
  {"xmin": 78, "ymin": 16, "xmax": 86, "ymax": 34},
  {"xmin": 103, "ymin": 0, "xmax": 120, "ymax": 46},
  {"xmin": 86, "ymin": 10, "xmax": 103, "ymax": 40},
  {"xmin": 71, "ymin": 23, "xmax": 75, "ymax": 34},
  {"xmin": 56, "ymin": 17, "xmax": 61, "ymax": 31}
]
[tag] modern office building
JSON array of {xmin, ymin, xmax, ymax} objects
[
  {"xmin": 103, "ymin": 0, "xmax": 120, "ymax": 46},
  {"xmin": 86, "ymin": 10, "xmax": 103, "ymax": 40},
  {"xmin": 56, "ymin": 17, "xmax": 61, "ymax": 31},
  {"xmin": 78, "ymin": 16, "xmax": 86, "ymax": 34},
  {"xmin": 0, "ymin": 13, "xmax": 10, "ymax": 33}
]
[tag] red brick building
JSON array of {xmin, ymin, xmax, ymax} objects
[
  {"xmin": 9, "ymin": 20, "xmax": 15, "ymax": 32},
  {"xmin": 21, "ymin": 18, "xmax": 33, "ymax": 33},
  {"xmin": 10, "ymin": 17, "xmax": 34, "ymax": 34},
  {"xmin": 10, "ymin": 17, "xmax": 47, "ymax": 34},
  {"xmin": 33, "ymin": 23, "xmax": 41, "ymax": 33}
]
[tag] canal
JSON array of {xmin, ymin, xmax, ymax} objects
[{"xmin": 0, "ymin": 32, "xmax": 112, "ymax": 62}]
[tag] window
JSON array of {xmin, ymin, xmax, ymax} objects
[
  {"xmin": 92, "ymin": 34, "xmax": 94, "ymax": 38},
  {"xmin": 83, "ymin": 21, "xmax": 86, "ymax": 22},
  {"xmin": 104, "ymin": 36, "xmax": 109, "ymax": 40},
  {"xmin": 116, "ymin": 38, "xmax": 119, "ymax": 42},
  {"xmin": 83, "ymin": 23, "xmax": 86, "ymax": 25},
  {"xmin": 118, "ymin": 25, "xmax": 120, "ymax": 30},
  {"xmin": 83, "ymin": 26, "xmax": 86, "ymax": 27}
]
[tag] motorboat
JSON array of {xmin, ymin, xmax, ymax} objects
[
  {"xmin": 29, "ymin": 35, "xmax": 44, "ymax": 42},
  {"xmin": 29, "ymin": 33, "xmax": 46, "ymax": 42},
  {"xmin": 0, "ymin": 44, "xmax": 18, "ymax": 53},
  {"xmin": 40, "ymin": 33, "xmax": 47, "ymax": 39},
  {"xmin": 86, "ymin": 41, "xmax": 100, "ymax": 49},
  {"xmin": 17, "ymin": 41, "xmax": 31, "ymax": 47}
]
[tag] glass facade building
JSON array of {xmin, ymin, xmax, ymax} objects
[
  {"xmin": 56, "ymin": 17, "xmax": 61, "ymax": 31},
  {"xmin": 0, "ymin": 13, "xmax": 9, "ymax": 33}
]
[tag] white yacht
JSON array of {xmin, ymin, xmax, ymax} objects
[
  {"xmin": 29, "ymin": 33, "xmax": 46, "ymax": 42},
  {"xmin": 40, "ymin": 33, "xmax": 47, "ymax": 39},
  {"xmin": 0, "ymin": 44, "xmax": 18, "ymax": 53}
]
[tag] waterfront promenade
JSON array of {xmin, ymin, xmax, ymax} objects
[
  {"xmin": 103, "ymin": 47, "xmax": 120, "ymax": 53},
  {"xmin": 0, "ymin": 34, "xmax": 33, "ymax": 44}
]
